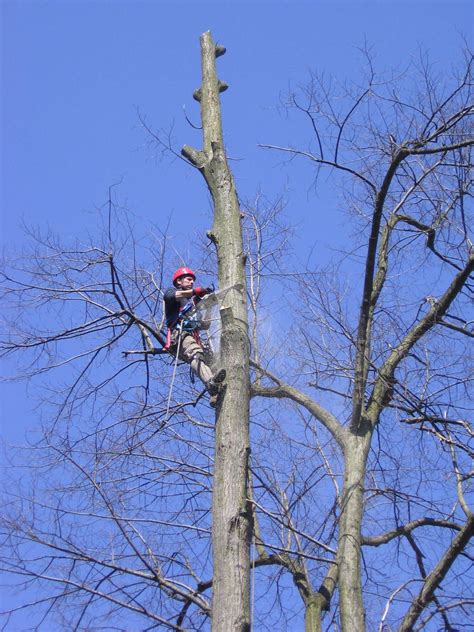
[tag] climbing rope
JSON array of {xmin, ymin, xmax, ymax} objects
[
  {"xmin": 164, "ymin": 324, "xmax": 183, "ymax": 422},
  {"xmin": 250, "ymin": 528, "xmax": 256, "ymax": 629}
]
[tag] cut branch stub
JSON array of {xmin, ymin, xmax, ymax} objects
[{"xmin": 181, "ymin": 145, "xmax": 207, "ymax": 168}]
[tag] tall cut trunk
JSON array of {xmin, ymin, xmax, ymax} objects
[{"xmin": 182, "ymin": 31, "xmax": 251, "ymax": 632}]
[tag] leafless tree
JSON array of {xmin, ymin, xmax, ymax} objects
[{"xmin": 251, "ymin": 46, "xmax": 474, "ymax": 631}]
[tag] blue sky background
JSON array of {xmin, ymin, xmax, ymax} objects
[
  {"xmin": 1, "ymin": 0, "xmax": 472, "ymax": 625},
  {"xmin": 3, "ymin": 1, "xmax": 471, "ymax": 252}
]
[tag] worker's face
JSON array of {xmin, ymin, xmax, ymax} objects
[{"xmin": 177, "ymin": 275, "xmax": 195, "ymax": 290}]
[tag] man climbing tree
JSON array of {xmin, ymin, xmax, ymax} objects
[{"xmin": 163, "ymin": 266, "xmax": 226, "ymax": 407}]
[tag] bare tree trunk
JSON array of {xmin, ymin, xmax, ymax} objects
[
  {"xmin": 305, "ymin": 594, "xmax": 329, "ymax": 632},
  {"xmin": 338, "ymin": 433, "xmax": 371, "ymax": 631},
  {"xmin": 305, "ymin": 598, "xmax": 320, "ymax": 632},
  {"xmin": 182, "ymin": 31, "xmax": 251, "ymax": 632}
]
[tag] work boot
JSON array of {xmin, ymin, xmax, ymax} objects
[{"xmin": 206, "ymin": 368, "xmax": 226, "ymax": 396}]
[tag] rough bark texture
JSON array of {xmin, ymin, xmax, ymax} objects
[
  {"xmin": 337, "ymin": 435, "xmax": 371, "ymax": 631},
  {"xmin": 183, "ymin": 31, "xmax": 251, "ymax": 632},
  {"xmin": 305, "ymin": 565, "xmax": 338, "ymax": 632}
]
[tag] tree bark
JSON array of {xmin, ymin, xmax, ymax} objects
[
  {"xmin": 338, "ymin": 433, "xmax": 371, "ymax": 631},
  {"xmin": 183, "ymin": 31, "xmax": 251, "ymax": 632}
]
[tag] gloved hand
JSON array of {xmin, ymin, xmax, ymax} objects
[{"xmin": 193, "ymin": 286, "xmax": 213, "ymax": 298}]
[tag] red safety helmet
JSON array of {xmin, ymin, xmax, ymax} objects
[{"xmin": 172, "ymin": 266, "xmax": 196, "ymax": 287}]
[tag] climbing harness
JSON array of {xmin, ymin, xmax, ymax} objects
[{"xmin": 161, "ymin": 298, "xmax": 200, "ymax": 351}]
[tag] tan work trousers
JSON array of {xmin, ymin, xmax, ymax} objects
[{"xmin": 170, "ymin": 331, "xmax": 213, "ymax": 387}]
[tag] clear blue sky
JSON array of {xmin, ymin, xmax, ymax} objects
[
  {"xmin": 1, "ymin": 0, "xmax": 472, "ymax": 625},
  {"xmin": 2, "ymin": 1, "xmax": 471, "ymax": 250}
]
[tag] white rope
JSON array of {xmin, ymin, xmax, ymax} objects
[
  {"xmin": 164, "ymin": 324, "xmax": 182, "ymax": 422},
  {"xmin": 250, "ymin": 527, "xmax": 256, "ymax": 629}
]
